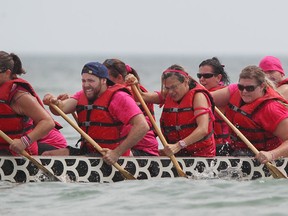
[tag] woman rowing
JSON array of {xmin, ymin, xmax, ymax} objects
[
  {"xmin": 126, "ymin": 64, "xmax": 216, "ymax": 157},
  {"xmin": 0, "ymin": 51, "xmax": 67, "ymax": 155},
  {"xmin": 103, "ymin": 59, "xmax": 159, "ymax": 156},
  {"xmin": 211, "ymin": 65, "xmax": 288, "ymax": 163}
]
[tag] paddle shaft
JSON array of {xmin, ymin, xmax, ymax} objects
[
  {"xmin": 0, "ymin": 130, "xmax": 61, "ymax": 181},
  {"xmin": 214, "ymin": 107, "xmax": 259, "ymax": 154},
  {"xmin": 131, "ymin": 85, "xmax": 187, "ymax": 178},
  {"xmin": 50, "ymin": 104, "xmax": 136, "ymax": 180}
]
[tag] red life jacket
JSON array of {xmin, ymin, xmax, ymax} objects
[
  {"xmin": 160, "ymin": 83, "xmax": 215, "ymax": 157},
  {"xmin": 209, "ymin": 86, "xmax": 231, "ymax": 146},
  {"xmin": 278, "ymin": 78, "xmax": 288, "ymax": 87},
  {"xmin": 226, "ymin": 87, "xmax": 285, "ymax": 151},
  {"xmin": 0, "ymin": 78, "xmax": 39, "ymax": 155},
  {"xmin": 76, "ymin": 84, "xmax": 131, "ymax": 155}
]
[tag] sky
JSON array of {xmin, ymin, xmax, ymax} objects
[{"xmin": 1, "ymin": 0, "xmax": 288, "ymax": 56}]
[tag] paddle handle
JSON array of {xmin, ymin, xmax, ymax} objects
[
  {"xmin": 214, "ymin": 107, "xmax": 259, "ymax": 155},
  {"xmin": 131, "ymin": 85, "xmax": 187, "ymax": 178}
]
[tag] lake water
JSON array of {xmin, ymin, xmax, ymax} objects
[{"xmin": 1, "ymin": 54, "xmax": 288, "ymax": 215}]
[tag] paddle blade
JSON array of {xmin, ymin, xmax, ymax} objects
[
  {"xmin": 177, "ymin": 169, "xmax": 188, "ymax": 178},
  {"xmin": 170, "ymin": 157, "xmax": 188, "ymax": 178},
  {"xmin": 26, "ymin": 154, "xmax": 62, "ymax": 182},
  {"xmin": 266, "ymin": 162, "xmax": 287, "ymax": 179},
  {"xmin": 120, "ymin": 169, "xmax": 137, "ymax": 180},
  {"xmin": 113, "ymin": 163, "xmax": 136, "ymax": 180}
]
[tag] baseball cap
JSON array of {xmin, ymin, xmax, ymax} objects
[{"xmin": 81, "ymin": 62, "xmax": 114, "ymax": 86}]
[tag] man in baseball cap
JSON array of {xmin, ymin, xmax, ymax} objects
[{"xmin": 43, "ymin": 62, "xmax": 149, "ymax": 165}]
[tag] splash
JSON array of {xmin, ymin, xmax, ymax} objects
[
  {"xmin": 218, "ymin": 160, "xmax": 247, "ymax": 180},
  {"xmin": 189, "ymin": 159, "xmax": 247, "ymax": 180}
]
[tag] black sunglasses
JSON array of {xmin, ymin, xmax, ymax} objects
[
  {"xmin": 196, "ymin": 73, "xmax": 215, "ymax": 79},
  {"xmin": 237, "ymin": 84, "xmax": 259, "ymax": 92}
]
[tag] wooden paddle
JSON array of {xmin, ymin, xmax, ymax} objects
[
  {"xmin": 131, "ymin": 84, "xmax": 187, "ymax": 178},
  {"xmin": 0, "ymin": 130, "xmax": 62, "ymax": 182},
  {"xmin": 50, "ymin": 104, "xmax": 136, "ymax": 180},
  {"xmin": 214, "ymin": 106, "xmax": 287, "ymax": 179}
]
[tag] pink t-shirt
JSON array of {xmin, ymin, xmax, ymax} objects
[
  {"xmin": 38, "ymin": 127, "xmax": 67, "ymax": 148},
  {"xmin": 228, "ymin": 83, "xmax": 288, "ymax": 132},
  {"xmin": 72, "ymin": 90, "xmax": 159, "ymax": 155},
  {"xmin": 72, "ymin": 90, "xmax": 140, "ymax": 124}
]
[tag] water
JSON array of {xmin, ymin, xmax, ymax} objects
[
  {"xmin": 1, "ymin": 54, "xmax": 288, "ymax": 215},
  {"xmin": 1, "ymin": 178, "xmax": 288, "ymax": 215}
]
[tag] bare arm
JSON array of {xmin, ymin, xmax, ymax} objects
[
  {"xmin": 141, "ymin": 91, "xmax": 161, "ymax": 104},
  {"xmin": 277, "ymin": 85, "xmax": 288, "ymax": 101},
  {"xmin": 257, "ymin": 118, "xmax": 288, "ymax": 163},
  {"xmin": 184, "ymin": 92, "xmax": 211, "ymax": 144},
  {"xmin": 102, "ymin": 114, "xmax": 149, "ymax": 165},
  {"xmin": 210, "ymin": 86, "xmax": 231, "ymax": 107},
  {"xmin": 9, "ymin": 92, "xmax": 55, "ymax": 153},
  {"xmin": 43, "ymin": 93, "xmax": 78, "ymax": 115},
  {"xmin": 125, "ymin": 74, "xmax": 161, "ymax": 104}
]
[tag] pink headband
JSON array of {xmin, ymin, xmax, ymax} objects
[
  {"xmin": 163, "ymin": 69, "xmax": 189, "ymax": 77},
  {"xmin": 126, "ymin": 64, "xmax": 132, "ymax": 73}
]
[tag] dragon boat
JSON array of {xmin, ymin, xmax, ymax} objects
[{"xmin": 1, "ymin": 156, "xmax": 288, "ymax": 183}]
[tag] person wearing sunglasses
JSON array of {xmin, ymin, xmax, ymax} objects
[
  {"xmin": 211, "ymin": 65, "xmax": 288, "ymax": 164},
  {"xmin": 198, "ymin": 57, "xmax": 231, "ymax": 156},
  {"xmin": 126, "ymin": 64, "xmax": 215, "ymax": 157},
  {"xmin": 103, "ymin": 58, "xmax": 159, "ymax": 156},
  {"xmin": 259, "ymin": 56, "xmax": 288, "ymax": 100},
  {"xmin": 0, "ymin": 51, "xmax": 67, "ymax": 155}
]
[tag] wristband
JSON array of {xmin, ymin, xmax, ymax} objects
[
  {"xmin": 178, "ymin": 140, "xmax": 187, "ymax": 149},
  {"xmin": 20, "ymin": 135, "xmax": 32, "ymax": 148}
]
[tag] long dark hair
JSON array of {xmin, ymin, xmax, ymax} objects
[
  {"xmin": 103, "ymin": 58, "xmax": 140, "ymax": 82},
  {"xmin": 0, "ymin": 51, "xmax": 26, "ymax": 77},
  {"xmin": 199, "ymin": 57, "xmax": 230, "ymax": 85}
]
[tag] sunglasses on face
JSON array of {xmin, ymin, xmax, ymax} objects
[
  {"xmin": 237, "ymin": 84, "xmax": 259, "ymax": 92},
  {"xmin": 196, "ymin": 73, "xmax": 215, "ymax": 79}
]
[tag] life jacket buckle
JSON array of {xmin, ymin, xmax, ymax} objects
[
  {"xmin": 175, "ymin": 125, "xmax": 181, "ymax": 131},
  {"xmin": 85, "ymin": 105, "xmax": 93, "ymax": 110},
  {"xmin": 172, "ymin": 108, "xmax": 178, "ymax": 112},
  {"xmin": 83, "ymin": 121, "xmax": 91, "ymax": 127}
]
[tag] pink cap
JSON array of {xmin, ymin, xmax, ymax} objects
[{"xmin": 259, "ymin": 56, "xmax": 285, "ymax": 75}]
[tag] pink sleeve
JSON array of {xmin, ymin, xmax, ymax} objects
[
  {"xmin": 254, "ymin": 101, "xmax": 288, "ymax": 132},
  {"xmin": 228, "ymin": 83, "xmax": 238, "ymax": 95},
  {"xmin": 71, "ymin": 90, "xmax": 83, "ymax": 101},
  {"xmin": 109, "ymin": 91, "xmax": 142, "ymax": 124}
]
